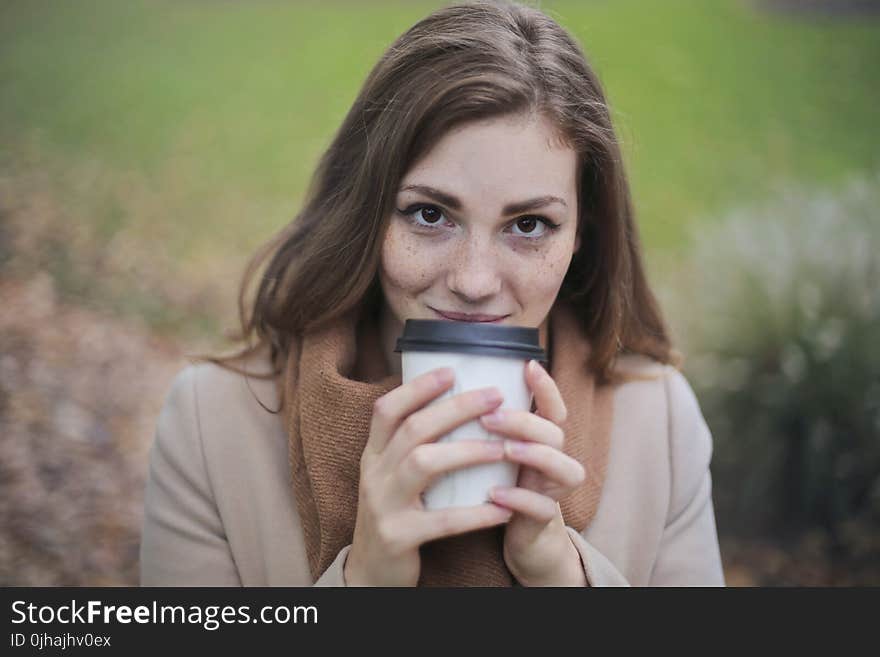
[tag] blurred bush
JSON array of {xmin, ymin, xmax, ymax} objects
[{"xmin": 676, "ymin": 172, "xmax": 880, "ymax": 553}]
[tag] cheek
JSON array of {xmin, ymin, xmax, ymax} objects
[
  {"xmin": 379, "ymin": 225, "xmax": 439, "ymax": 293},
  {"xmin": 531, "ymin": 240, "xmax": 573, "ymax": 286},
  {"xmin": 514, "ymin": 240, "xmax": 574, "ymax": 298}
]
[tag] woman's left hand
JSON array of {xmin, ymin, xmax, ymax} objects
[{"xmin": 479, "ymin": 359, "xmax": 588, "ymax": 586}]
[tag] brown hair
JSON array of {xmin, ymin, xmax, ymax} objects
[{"xmin": 196, "ymin": 0, "xmax": 679, "ymax": 401}]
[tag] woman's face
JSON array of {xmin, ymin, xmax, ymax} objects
[{"xmin": 379, "ymin": 112, "xmax": 580, "ymax": 359}]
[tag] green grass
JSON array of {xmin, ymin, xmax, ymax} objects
[
  {"xmin": 1, "ymin": 0, "xmax": 878, "ymax": 332},
  {"xmin": 567, "ymin": 0, "xmax": 880, "ymax": 250}
]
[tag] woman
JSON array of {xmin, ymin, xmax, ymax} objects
[{"xmin": 140, "ymin": 0, "xmax": 725, "ymax": 586}]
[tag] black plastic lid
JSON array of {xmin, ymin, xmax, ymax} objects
[{"xmin": 394, "ymin": 319, "xmax": 547, "ymax": 363}]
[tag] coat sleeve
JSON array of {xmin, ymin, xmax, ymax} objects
[
  {"xmin": 140, "ymin": 366, "xmax": 242, "ymax": 585},
  {"xmin": 562, "ymin": 367, "xmax": 726, "ymax": 587},
  {"xmin": 565, "ymin": 526, "xmax": 630, "ymax": 586},
  {"xmin": 139, "ymin": 366, "xmax": 351, "ymax": 586},
  {"xmin": 313, "ymin": 545, "xmax": 352, "ymax": 586},
  {"xmin": 648, "ymin": 368, "xmax": 726, "ymax": 586}
]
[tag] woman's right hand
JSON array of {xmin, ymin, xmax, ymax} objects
[{"xmin": 344, "ymin": 367, "xmax": 512, "ymax": 586}]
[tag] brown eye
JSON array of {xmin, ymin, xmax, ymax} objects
[
  {"xmin": 419, "ymin": 206, "xmax": 443, "ymax": 224},
  {"xmin": 516, "ymin": 217, "xmax": 538, "ymax": 233},
  {"xmin": 510, "ymin": 215, "xmax": 558, "ymax": 239},
  {"xmin": 397, "ymin": 203, "xmax": 449, "ymax": 230}
]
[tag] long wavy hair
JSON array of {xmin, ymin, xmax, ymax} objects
[{"xmin": 196, "ymin": 0, "xmax": 679, "ymax": 404}]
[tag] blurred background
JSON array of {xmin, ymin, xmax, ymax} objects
[{"xmin": 1, "ymin": 0, "xmax": 878, "ymax": 585}]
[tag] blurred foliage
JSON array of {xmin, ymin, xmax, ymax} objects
[
  {"xmin": 0, "ymin": 0, "xmax": 877, "ymax": 298},
  {"xmin": 0, "ymin": 275, "xmax": 184, "ymax": 585},
  {"xmin": 678, "ymin": 171, "xmax": 880, "ymax": 550}
]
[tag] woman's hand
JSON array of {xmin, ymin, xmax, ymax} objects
[
  {"xmin": 345, "ymin": 368, "xmax": 514, "ymax": 587},
  {"xmin": 479, "ymin": 360, "xmax": 588, "ymax": 586}
]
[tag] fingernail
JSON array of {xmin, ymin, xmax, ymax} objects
[
  {"xmin": 434, "ymin": 368, "xmax": 454, "ymax": 386},
  {"xmin": 505, "ymin": 440, "xmax": 526, "ymax": 457},
  {"xmin": 497, "ymin": 507, "xmax": 514, "ymax": 520},
  {"xmin": 488, "ymin": 440, "xmax": 506, "ymax": 457},
  {"xmin": 481, "ymin": 408, "xmax": 505, "ymax": 425},
  {"xmin": 482, "ymin": 388, "xmax": 503, "ymax": 405},
  {"xmin": 529, "ymin": 360, "xmax": 544, "ymax": 379}
]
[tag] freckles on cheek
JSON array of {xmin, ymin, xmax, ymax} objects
[
  {"xmin": 381, "ymin": 230, "xmax": 437, "ymax": 290},
  {"xmin": 518, "ymin": 242, "xmax": 574, "ymax": 298},
  {"xmin": 537, "ymin": 242, "xmax": 574, "ymax": 277}
]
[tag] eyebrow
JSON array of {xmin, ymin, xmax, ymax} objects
[{"xmin": 398, "ymin": 184, "xmax": 567, "ymax": 216}]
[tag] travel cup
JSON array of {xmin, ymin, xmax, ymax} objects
[{"xmin": 395, "ymin": 319, "xmax": 547, "ymax": 510}]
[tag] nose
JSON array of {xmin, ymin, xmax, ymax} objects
[{"xmin": 446, "ymin": 235, "xmax": 503, "ymax": 303}]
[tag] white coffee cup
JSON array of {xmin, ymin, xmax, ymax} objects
[{"xmin": 395, "ymin": 319, "xmax": 547, "ymax": 510}]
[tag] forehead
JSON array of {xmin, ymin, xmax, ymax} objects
[{"xmin": 401, "ymin": 114, "xmax": 578, "ymax": 203}]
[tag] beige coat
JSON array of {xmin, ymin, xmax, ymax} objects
[{"xmin": 139, "ymin": 352, "xmax": 726, "ymax": 586}]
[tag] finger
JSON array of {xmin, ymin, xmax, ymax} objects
[
  {"xmin": 396, "ymin": 439, "xmax": 506, "ymax": 501},
  {"xmin": 502, "ymin": 440, "xmax": 586, "ymax": 490},
  {"xmin": 382, "ymin": 386, "xmax": 504, "ymax": 467},
  {"xmin": 404, "ymin": 503, "xmax": 513, "ymax": 548},
  {"xmin": 526, "ymin": 360, "xmax": 567, "ymax": 426},
  {"xmin": 488, "ymin": 486, "xmax": 561, "ymax": 524},
  {"xmin": 478, "ymin": 408, "xmax": 564, "ymax": 450},
  {"xmin": 367, "ymin": 367, "xmax": 455, "ymax": 454}
]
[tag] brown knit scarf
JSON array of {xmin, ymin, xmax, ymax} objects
[{"xmin": 283, "ymin": 299, "xmax": 615, "ymax": 586}]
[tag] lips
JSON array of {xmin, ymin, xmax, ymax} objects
[{"xmin": 430, "ymin": 307, "xmax": 509, "ymax": 323}]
